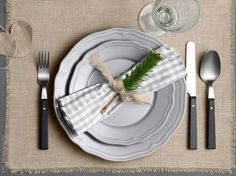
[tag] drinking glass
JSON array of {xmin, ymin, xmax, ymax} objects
[{"xmin": 139, "ymin": 0, "xmax": 200, "ymax": 36}]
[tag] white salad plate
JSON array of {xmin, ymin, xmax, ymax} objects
[
  {"xmin": 54, "ymin": 28, "xmax": 186, "ymax": 161},
  {"xmin": 69, "ymin": 40, "xmax": 175, "ymax": 146}
]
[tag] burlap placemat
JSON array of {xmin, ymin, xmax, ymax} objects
[{"xmin": 4, "ymin": 0, "xmax": 235, "ymax": 173}]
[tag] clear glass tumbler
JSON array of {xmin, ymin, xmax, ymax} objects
[{"xmin": 139, "ymin": 0, "xmax": 200, "ymax": 36}]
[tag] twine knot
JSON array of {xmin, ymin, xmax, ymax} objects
[
  {"xmin": 110, "ymin": 77, "xmax": 130, "ymax": 102},
  {"xmin": 90, "ymin": 54, "xmax": 152, "ymax": 113}
]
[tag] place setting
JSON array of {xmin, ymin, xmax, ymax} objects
[{"xmin": 1, "ymin": 0, "xmax": 235, "ymax": 174}]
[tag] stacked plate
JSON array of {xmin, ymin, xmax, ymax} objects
[{"xmin": 54, "ymin": 28, "xmax": 186, "ymax": 161}]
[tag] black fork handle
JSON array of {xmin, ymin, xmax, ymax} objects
[{"xmin": 40, "ymin": 99, "xmax": 48, "ymax": 150}]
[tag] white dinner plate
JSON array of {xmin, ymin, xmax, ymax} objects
[{"xmin": 54, "ymin": 28, "xmax": 186, "ymax": 161}]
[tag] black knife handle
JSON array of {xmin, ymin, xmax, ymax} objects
[
  {"xmin": 188, "ymin": 96, "xmax": 197, "ymax": 149},
  {"xmin": 206, "ymin": 98, "xmax": 216, "ymax": 149},
  {"xmin": 40, "ymin": 99, "xmax": 48, "ymax": 150}
]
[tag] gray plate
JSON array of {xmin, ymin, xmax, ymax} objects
[
  {"xmin": 69, "ymin": 40, "xmax": 175, "ymax": 146},
  {"xmin": 54, "ymin": 28, "xmax": 186, "ymax": 161}
]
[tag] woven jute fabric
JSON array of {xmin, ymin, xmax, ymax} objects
[{"xmin": 4, "ymin": 0, "xmax": 235, "ymax": 173}]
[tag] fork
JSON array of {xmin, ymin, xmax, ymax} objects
[{"xmin": 37, "ymin": 51, "xmax": 50, "ymax": 150}]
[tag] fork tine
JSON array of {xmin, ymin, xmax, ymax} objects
[
  {"xmin": 38, "ymin": 52, "xmax": 42, "ymax": 69},
  {"xmin": 42, "ymin": 51, "xmax": 44, "ymax": 69},
  {"xmin": 38, "ymin": 52, "xmax": 40, "ymax": 69},
  {"xmin": 41, "ymin": 51, "xmax": 43, "ymax": 68},
  {"xmin": 41, "ymin": 51, "xmax": 44, "ymax": 69},
  {"xmin": 43, "ymin": 51, "xmax": 46, "ymax": 69},
  {"xmin": 47, "ymin": 51, "xmax": 50, "ymax": 69},
  {"xmin": 45, "ymin": 51, "xmax": 48, "ymax": 69}
]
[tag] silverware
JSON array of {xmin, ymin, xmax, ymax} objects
[
  {"xmin": 186, "ymin": 41, "xmax": 197, "ymax": 150},
  {"xmin": 200, "ymin": 51, "xmax": 221, "ymax": 149},
  {"xmin": 37, "ymin": 51, "xmax": 50, "ymax": 150}
]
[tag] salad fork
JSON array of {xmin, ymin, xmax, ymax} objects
[{"xmin": 37, "ymin": 51, "xmax": 50, "ymax": 150}]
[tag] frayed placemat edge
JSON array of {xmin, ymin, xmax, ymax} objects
[
  {"xmin": 3, "ymin": 0, "xmax": 12, "ymax": 172},
  {"xmin": 6, "ymin": 167, "xmax": 234, "ymax": 174}
]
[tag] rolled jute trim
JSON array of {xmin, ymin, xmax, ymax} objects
[{"xmin": 0, "ymin": 20, "xmax": 32, "ymax": 58}]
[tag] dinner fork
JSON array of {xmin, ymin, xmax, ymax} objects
[{"xmin": 37, "ymin": 51, "xmax": 50, "ymax": 150}]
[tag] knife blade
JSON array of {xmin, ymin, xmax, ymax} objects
[{"xmin": 186, "ymin": 41, "xmax": 197, "ymax": 149}]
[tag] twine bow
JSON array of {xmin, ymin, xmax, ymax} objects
[{"xmin": 90, "ymin": 54, "xmax": 152, "ymax": 114}]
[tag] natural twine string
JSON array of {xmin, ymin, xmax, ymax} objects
[{"xmin": 90, "ymin": 54, "xmax": 152, "ymax": 114}]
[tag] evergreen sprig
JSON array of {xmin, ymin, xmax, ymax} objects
[{"xmin": 123, "ymin": 50, "xmax": 163, "ymax": 92}]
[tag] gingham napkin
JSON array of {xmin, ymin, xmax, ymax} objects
[{"xmin": 58, "ymin": 46, "xmax": 186, "ymax": 135}]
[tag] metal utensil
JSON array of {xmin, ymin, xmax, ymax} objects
[
  {"xmin": 186, "ymin": 41, "xmax": 197, "ymax": 149},
  {"xmin": 200, "ymin": 50, "xmax": 221, "ymax": 149},
  {"xmin": 37, "ymin": 51, "xmax": 50, "ymax": 150}
]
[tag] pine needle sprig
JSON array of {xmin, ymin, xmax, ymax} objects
[{"xmin": 123, "ymin": 50, "xmax": 163, "ymax": 92}]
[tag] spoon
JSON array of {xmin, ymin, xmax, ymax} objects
[{"xmin": 200, "ymin": 50, "xmax": 221, "ymax": 149}]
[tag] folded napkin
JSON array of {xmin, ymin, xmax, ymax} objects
[{"xmin": 58, "ymin": 46, "xmax": 186, "ymax": 135}]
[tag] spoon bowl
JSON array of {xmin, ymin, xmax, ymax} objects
[{"xmin": 200, "ymin": 51, "xmax": 221, "ymax": 85}]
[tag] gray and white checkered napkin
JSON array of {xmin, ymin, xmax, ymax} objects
[{"xmin": 58, "ymin": 46, "xmax": 186, "ymax": 135}]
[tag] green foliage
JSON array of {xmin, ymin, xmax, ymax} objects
[{"xmin": 123, "ymin": 50, "xmax": 163, "ymax": 92}]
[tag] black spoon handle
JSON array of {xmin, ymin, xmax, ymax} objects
[{"xmin": 207, "ymin": 98, "xmax": 216, "ymax": 149}]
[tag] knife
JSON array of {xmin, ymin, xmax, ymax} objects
[{"xmin": 186, "ymin": 41, "xmax": 197, "ymax": 150}]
